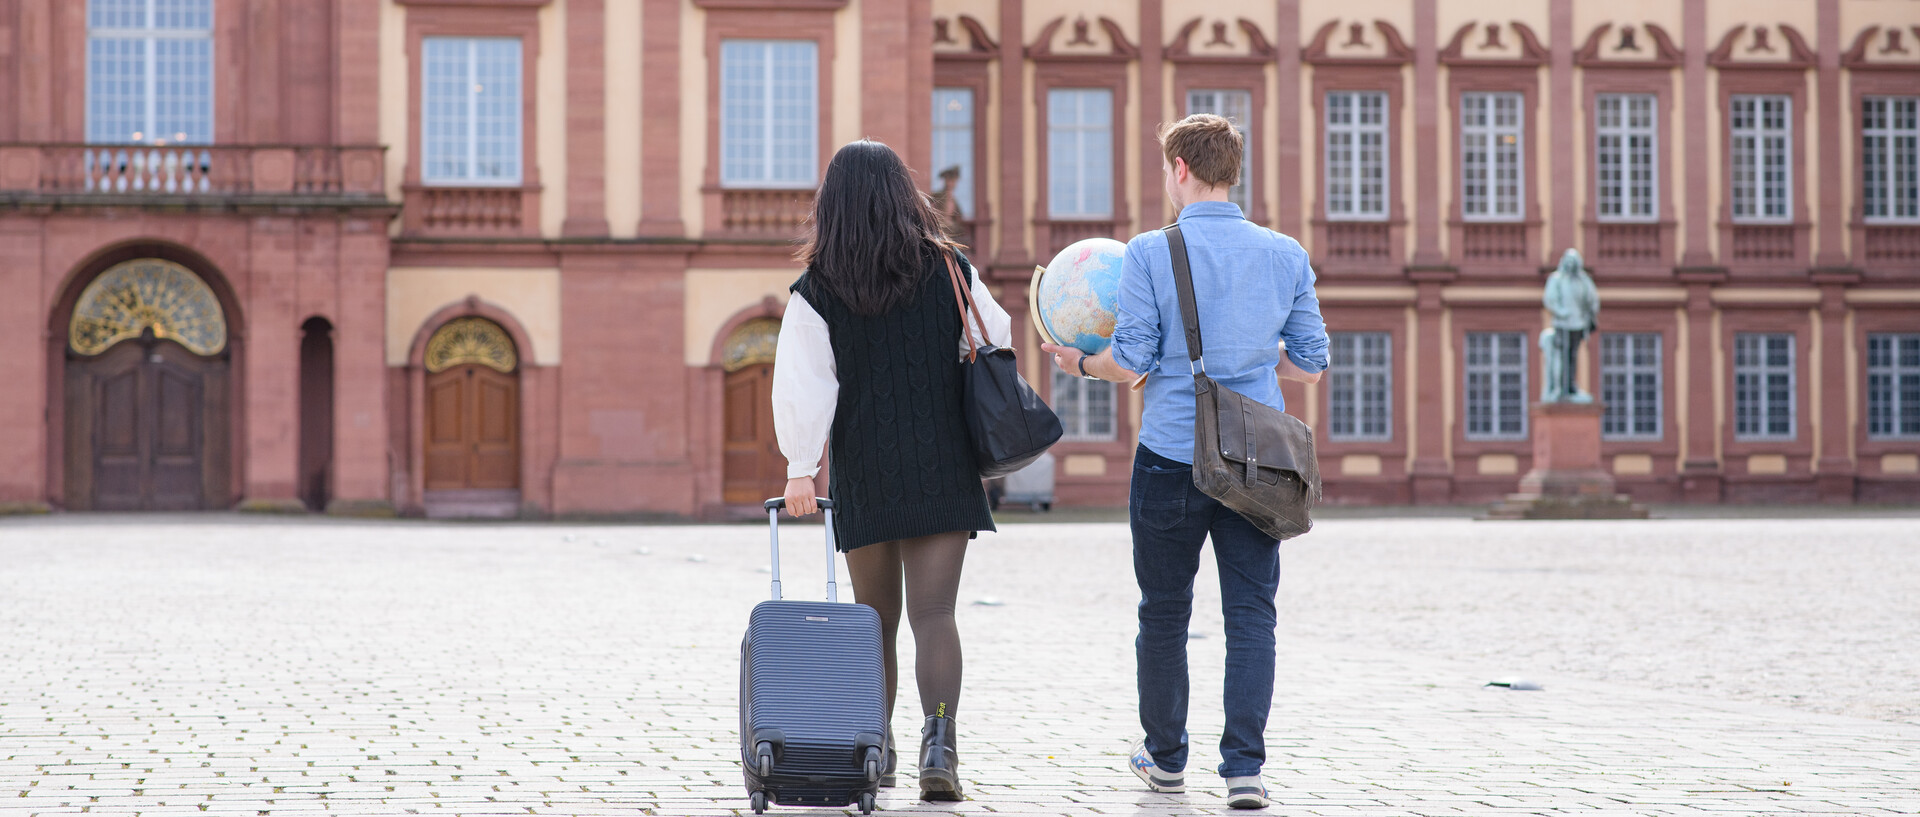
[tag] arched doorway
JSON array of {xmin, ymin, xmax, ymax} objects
[
  {"xmin": 298, "ymin": 317, "xmax": 335, "ymax": 512},
  {"xmin": 62, "ymin": 258, "xmax": 232, "ymax": 510},
  {"xmin": 720, "ymin": 318, "xmax": 787, "ymax": 506},
  {"xmin": 422, "ymin": 316, "xmax": 521, "ymax": 517}
]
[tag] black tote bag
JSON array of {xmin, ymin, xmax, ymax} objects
[{"xmin": 944, "ymin": 253, "xmax": 1063, "ymax": 479}]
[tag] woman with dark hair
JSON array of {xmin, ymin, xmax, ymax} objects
[{"xmin": 772, "ymin": 139, "xmax": 1010, "ymax": 802}]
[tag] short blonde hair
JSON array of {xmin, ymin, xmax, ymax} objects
[{"xmin": 1157, "ymin": 113, "xmax": 1242, "ymax": 188}]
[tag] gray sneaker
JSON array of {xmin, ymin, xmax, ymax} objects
[
  {"xmin": 1127, "ymin": 740, "xmax": 1185, "ymax": 793},
  {"xmin": 1224, "ymin": 775, "xmax": 1269, "ymax": 809}
]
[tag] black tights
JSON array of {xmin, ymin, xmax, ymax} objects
[{"xmin": 844, "ymin": 531, "xmax": 969, "ymax": 722}]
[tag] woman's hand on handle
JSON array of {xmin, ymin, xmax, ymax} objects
[{"xmin": 782, "ymin": 478, "xmax": 819, "ymax": 516}]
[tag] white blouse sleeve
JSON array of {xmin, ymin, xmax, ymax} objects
[
  {"xmin": 960, "ymin": 274, "xmax": 1016, "ymax": 357},
  {"xmin": 772, "ymin": 293, "xmax": 838, "ymax": 480}
]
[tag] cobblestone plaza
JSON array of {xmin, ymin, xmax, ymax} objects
[{"xmin": 2, "ymin": 514, "xmax": 1918, "ymax": 816}]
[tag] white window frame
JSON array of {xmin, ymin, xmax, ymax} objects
[
  {"xmin": 420, "ymin": 37, "xmax": 524, "ymax": 187},
  {"xmin": 1600, "ymin": 333, "xmax": 1663, "ymax": 441},
  {"xmin": 1867, "ymin": 333, "xmax": 1920, "ymax": 440},
  {"xmin": 1460, "ymin": 92, "xmax": 1524, "ymax": 222},
  {"xmin": 86, "ymin": 0, "xmax": 215, "ymax": 145},
  {"xmin": 1596, "ymin": 93, "xmax": 1658, "ymax": 222},
  {"xmin": 1733, "ymin": 332, "xmax": 1796, "ymax": 441},
  {"xmin": 1862, "ymin": 96, "xmax": 1920, "ymax": 224},
  {"xmin": 1327, "ymin": 332, "xmax": 1392, "ymax": 442},
  {"xmin": 1047, "ymin": 88, "xmax": 1114, "ymax": 219},
  {"xmin": 1464, "ymin": 331, "xmax": 1528, "ymax": 440},
  {"xmin": 719, "ymin": 39, "xmax": 819, "ymax": 189},
  {"xmin": 1731, "ymin": 94, "xmax": 1793, "ymax": 223},
  {"xmin": 930, "ymin": 87, "xmax": 976, "ymax": 220},
  {"xmin": 1050, "ymin": 370, "xmax": 1116, "ymax": 442},
  {"xmin": 1185, "ymin": 89, "xmax": 1254, "ymax": 215},
  {"xmin": 1325, "ymin": 91, "xmax": 1390, "ymax": 222}
]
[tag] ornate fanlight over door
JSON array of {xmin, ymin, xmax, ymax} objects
[
  {"xmin": 424, "ymin": 316, "xmax": 519, "ymax": 373},
  {"xmin": 68, "ymin": 259, "xmax": 228, "ymax": 356},
  {"xmin": 721, "ymin": 318, "xmax": 781, "ymax": 372}
]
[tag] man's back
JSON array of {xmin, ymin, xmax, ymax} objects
[{"xmin": 1109, "ymin": 201, "xmax": 1328, "ymax": 464}]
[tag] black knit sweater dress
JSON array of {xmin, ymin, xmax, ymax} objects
[{"xmin": 790, "ymin": 250, "xmax": 996, "ymax": 552}]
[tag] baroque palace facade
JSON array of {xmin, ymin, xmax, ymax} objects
[{"xmin": 1, "ymin": 0, "xmax": 1916, "ymax": 517}]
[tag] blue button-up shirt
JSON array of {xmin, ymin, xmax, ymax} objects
[{"xmin": 1109, "ymin": 201, "xmax": 1329, "ymax": 464}]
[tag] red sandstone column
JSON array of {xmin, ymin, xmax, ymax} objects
[
  {"xmin": 993, "ymin": 0, "xmax": 1027, "ymax": 270},
  {"xmin": 1814, "ymin": 276, "xmax": 1857, "ymax": 502},
  {"xmin": 329, "ymin": 217, "xmax": 394, "ymax": 513},
  {"xmin": 638, "ymin": 0, "xmax": 684, "ymax": 236},
  {"xmin": 1678, "ymin": 275, "xmax": 1722, "ymax": 501},
  {"xmin": 564, "ymin": 0, "xmax": 609, "ymax": 237},
  {"xmin": 1548, "ymin": 0, "xmax": 1574, "ymax": 259},
  {"xmin": 1409, "ymin": 0, "xmax": 1444, "ymax": 267},
  {"xmin": 1138, "ymin": 0, "xmax": 1164, "ymax": 228},
  {"xmin": 242, "ymin": 217, "xmax": 302, "ymax": 510},
  {"xmin": 0, "ymin": 220, "xmax": 46, "ymax": 509},
  {"xmin": 335, "ymin": 0, "xmax": 381, "ymax": 146},
  {"xmin": 1813, "ymin": 0, "xmax": 1847, "ymax": 269},
  {"xmin": 907, "ymin": 0, "xmax": 934, "ymax": 178},
  {"xmin": 861, "ymin": 0, "xmax": 911, "ymax": 152},
  {"xmin": 1678, "ymin": 0, "xmax": 1713, "ymax": 268},
  {"xmin": 1274, "ymin": 0, "xmax": 1302, "ymax": 238},
  {"xmin": 1409, "ymin": 275, "xmax": 1453, "ymax": 502}
]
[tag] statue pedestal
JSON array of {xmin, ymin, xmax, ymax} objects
[{"xmin": 1486, "ymin": 403, "xmax": 1648, "ymax": 520}]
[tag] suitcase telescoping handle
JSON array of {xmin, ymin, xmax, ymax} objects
[{"xmin": 761, "ymin": 498, "xmax": 838, "ymax": 603}]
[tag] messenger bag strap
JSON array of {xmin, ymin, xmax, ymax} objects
[{"xmin": 1163, "ymin": 224, "xmax": 1204, "ymax": 373}]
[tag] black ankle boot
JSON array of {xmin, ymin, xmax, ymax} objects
[
  {"xmin": 918, "ymin": 715, "xmax": 961, "ymax": 801},
  {"xmin": 878, "ymin": 741, "xmax": 897, "ymax": 788}
]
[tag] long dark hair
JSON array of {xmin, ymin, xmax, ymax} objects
[{"xmin": 797, "ymin": 140, "xmax": 958, "ymax": 315}]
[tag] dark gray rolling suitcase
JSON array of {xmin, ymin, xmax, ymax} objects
[{"xmin": 740, "ymin": 497, "xmax": 887, "ymax": 815}]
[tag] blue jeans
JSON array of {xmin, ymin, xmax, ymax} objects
[{"xmin": 1130, "ymin": 445, "xmax": 1281, "ymax": 779}]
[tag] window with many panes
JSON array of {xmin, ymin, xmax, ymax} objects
[
  {"xmin": 1047, "ymin": 89, "xmax": 1113, "ymax": 219},
  {"xmin": 1862, "ymin": 97, "xmax": 1919, "ymax": 222},
  {"xmin": 1051, "ymin": 370, "xmax": 1116, "ymax": 442},
  {"xmin": 1867, "ymin": 333, "xmax": 1920, "ymax": 439},
  {"xmin": 1327, "ymin": 332, "xmax": 1392, "ymax": 441},
  {"xmin": 1461, "ymin": 92, "xmax": 1523, "ymax": 220},
  {"xmin": 1596, "ymin": 94, "xmax": 1657, "ymax": 221},
  {"xmin": 1733, "ymin": 333, "xmax": 1794, "ymax": 440},
  {"xmin": 422, "ymin": 37, "xmax": 523, "ymax": 185},
  {"xmin": 720, "ymin": 40, "xmax": 818, "ymax": 188},
  {"xmin": 1185, "ymin": 89, "xmax": 1253, "ymax": 214},
  {"xmin": 1465, "ymin": 332, "xmax": 1527, "ymax": 439},
  {"xmin": 1601, "ymin": 333, "xmax": 1662, "ymax": 440},
  {"xmin": 1326, "ymin": 91, "xmax": 1388, "ymax": 220},
  {"xmin": 930, "ymin": 88, "xmax": 975, "ymax": 220},
  {"xmin": 87, "ymin": 0, "xmax": 214, "ymax": 145},
  {"xmin": 1731, "ymin": 95, "xmax": 1792, "ymax": 222}
]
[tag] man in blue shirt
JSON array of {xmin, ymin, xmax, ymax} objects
[{"xmin": 1043, "ymin": 113, "xmax": 1327, "ymax": 810}]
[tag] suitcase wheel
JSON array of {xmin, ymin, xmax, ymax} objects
[
  {"xmin": 754, "ymin": 741, "xmax": 774, "ymax": 778},
  {"xmin": 749, "ymin": 790, "xmax": 768, "ymax": 814},
  {"xmin": 857, "ymin": 792, "xmax": 875, "ymax": 814},
  {"xmin": 863, "ymin": 746, "xmax": 882, "ymax": 783}
]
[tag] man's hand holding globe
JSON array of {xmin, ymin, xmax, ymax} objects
[{"xmin": 1030, "ymin": 238, "xmax": 1142, "ymax": 387}]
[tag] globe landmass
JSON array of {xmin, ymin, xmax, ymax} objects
[{"xmin": 1034, "ymin": 237, "xmax": 1127, "ymax": 355}]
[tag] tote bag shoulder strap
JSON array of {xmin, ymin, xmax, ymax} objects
[
  {"xmin": 944, "ymin": 250, "xmax": 989, "ymax": 363},
  {"xmin": 1163, "ymin": 224, "xmax": 1204, "ymax": 372}
]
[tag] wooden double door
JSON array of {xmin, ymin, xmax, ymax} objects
[
  {"xmin": 722, "ymin": 364, "xmax": 789, "ymax": 505},
  {"xmin": 425, "ymin": 364, "xmax": 520, "ymax": 491},
  {"xmin": 65, "ymin": 340, "xmax": 230, "ymax": 510}
]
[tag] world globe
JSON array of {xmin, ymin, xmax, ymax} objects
[{"xmin": 1030, "ymin": 237, "xmax": 1128, "ymax": 355}]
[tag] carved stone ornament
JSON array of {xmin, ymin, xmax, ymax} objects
[
  {"xmin": 425, "ymin": 316, "xmax": 519, "ymax": 373},
  {"xmin": 722, "ymin": 318, "xmax": 782, "ymax": 372},
  {"xmin": 69, "ymin": 258, "xmax": 227, "ymax": 357}
]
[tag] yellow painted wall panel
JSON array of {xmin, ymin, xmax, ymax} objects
[
  {"xmin": 387, "ymin": 268, "xmax": 564, "ymax": 366},
  {"xmin": 682, "ymin": 270, "xmax": 800, "ymax": 367}
]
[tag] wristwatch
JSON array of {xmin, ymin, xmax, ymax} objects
[{"xmin": 1077, "ymin": 355, "xmax": 1099, "ymax": 381}]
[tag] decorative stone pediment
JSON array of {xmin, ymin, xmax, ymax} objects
[
  {"xmin": 1709, "ymin": 24, "xmax": 1815, "ymax": 69},
  {"xmin": 425, "ymin": 317, "xmax": 518, "ymax": 374},
  {"xmin": 1440, "ymin": 20, "xmax": 1549, "ymax": 66},
  {"xmin": 1028, "ymin": 15, "xmax": 1137, "ymax": 62},
  {"xmin": 933, "ymin": 14, "xmax": 998, "ymax": 57},
  {"xmin": 1842, "ymin": 25, "xmax": 1920, "ymax": 71},
  {"xmin": 1301, "ymin": 19, "xmax": 1413, "ymax": 65},
  {"xmin": 1167, "ymin": 17, "xmax": 1275, "ymax": 63},
  {"xmin": 1575, "ymin": 22, "xmax": 1682, "ymax": 68}
]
